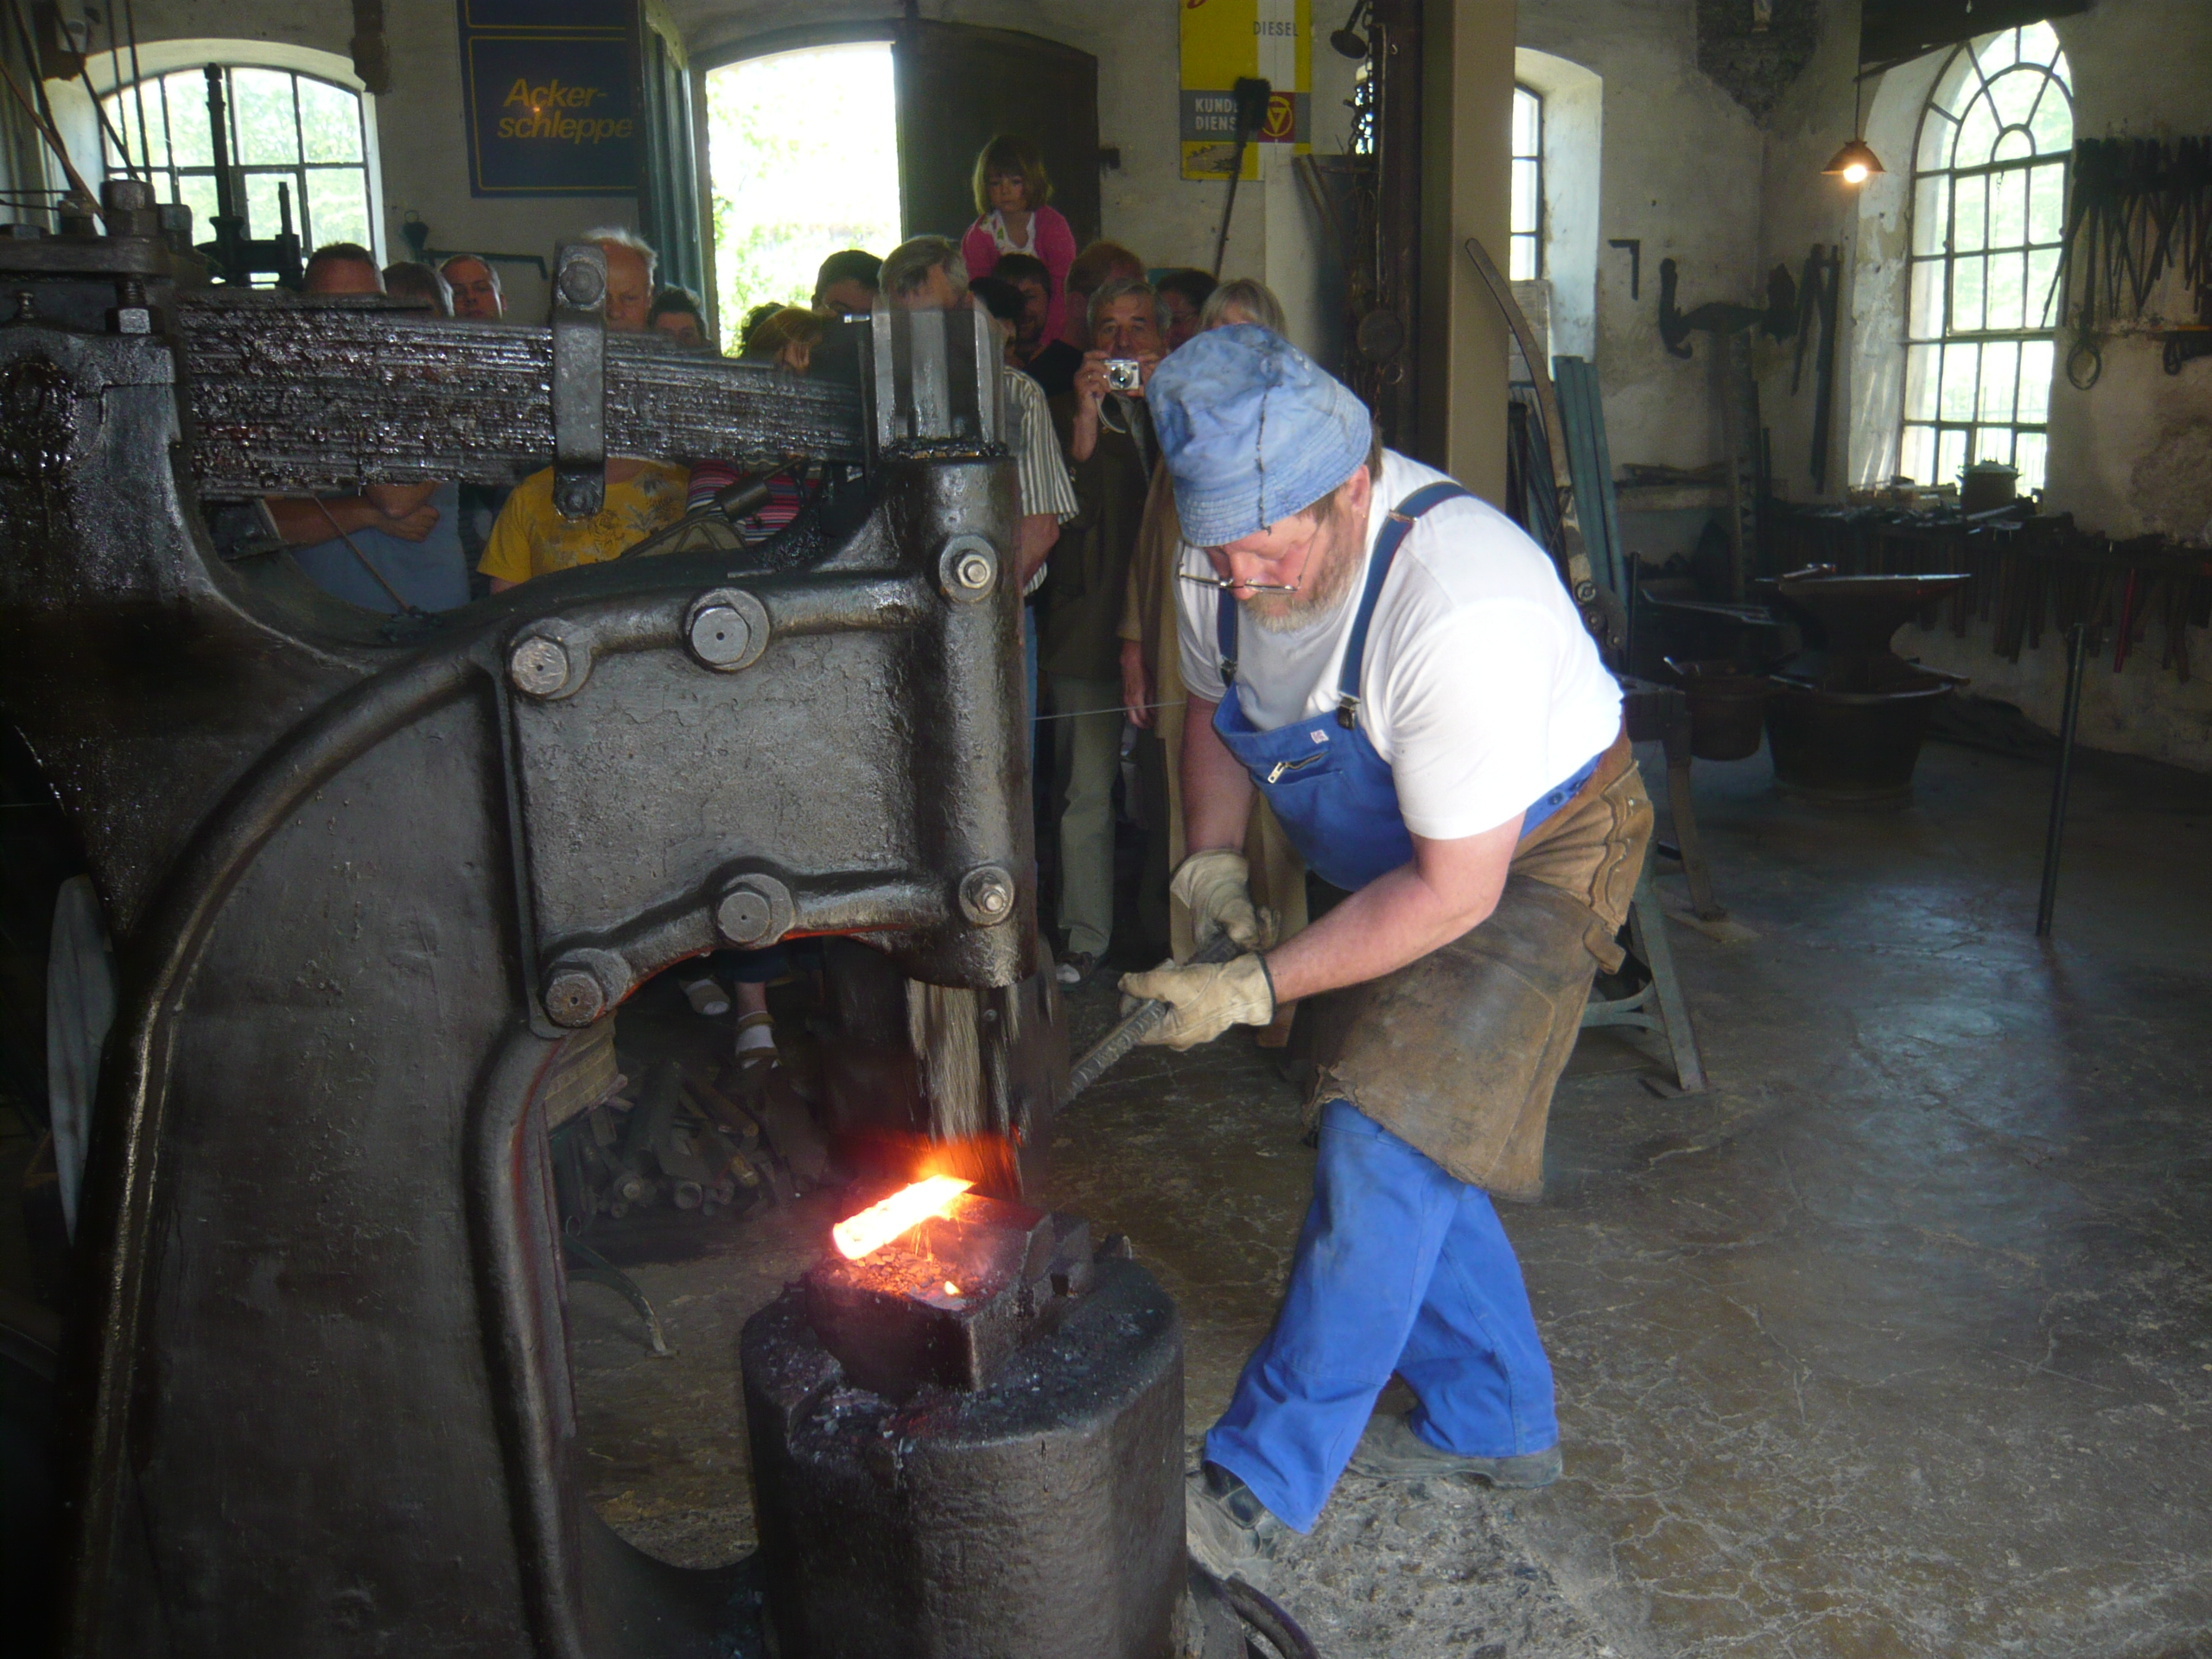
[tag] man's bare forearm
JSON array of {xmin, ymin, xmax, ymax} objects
[
  {"xmin": 1180, "ymin": 695, "xmax": 1253, "ymax": 855},
  {"xmin": 1015, "ymin": 513, "xmax": 1057, "ymax": 585},
  {"xmin": 365, "ymin": 481, "xmax": 437, "ymax": 518}
]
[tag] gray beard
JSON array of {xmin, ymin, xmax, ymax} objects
[{"xmin": 1243, "ymin": 515, "xmax": 1363, "ymax": 634}]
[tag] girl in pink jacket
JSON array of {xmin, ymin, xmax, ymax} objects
[{"xmin": 960, "ymin": 135, "xmax": 1077, "ymax": 348}]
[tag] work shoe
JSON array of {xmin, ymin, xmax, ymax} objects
[
  {"xmin": 1345, "ymin": 1412, "xmax": 1562, "ymax": 1489},
  {"xmin": 1053, "ymin": 950, "xmax": 1098, "ymax": 988},
  {"xmin": 1185, "ymin": 1463, "xmax": 1287, "ymax": 1584}
]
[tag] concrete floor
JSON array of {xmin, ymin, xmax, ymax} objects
[{"xmin": 570, "ymin": 734, "xmax": 2212, "ymax": 1657}]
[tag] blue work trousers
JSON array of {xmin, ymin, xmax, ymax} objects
[{"xmin": 1204, "ymin": 1101, "xmax": 1559, "ymax": 1532}]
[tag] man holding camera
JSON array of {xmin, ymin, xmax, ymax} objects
[{"xmin": 1042, "ymin": 276, "xmax": 1166, "ymax": 983}]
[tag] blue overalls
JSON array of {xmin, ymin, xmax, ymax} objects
[{"xmin": 1202, "ymin": 482, "xmax": 1590, "ymax": 1530}]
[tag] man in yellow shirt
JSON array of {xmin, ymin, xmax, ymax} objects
[{"xmin": 480, "ymin": 229, "xmax": 688, "ymax": 591}]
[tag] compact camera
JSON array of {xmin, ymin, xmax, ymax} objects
[{"xmin": 1103, "ymin": 358, "xmax": 1142, "ymax": 393}]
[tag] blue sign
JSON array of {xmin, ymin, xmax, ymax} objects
[{"xmin": 459, "ymin": 1, "xmax": 639, "ymax": 198}]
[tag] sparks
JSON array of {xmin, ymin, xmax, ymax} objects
[
  {"xmin": 831, "ymin": 1175, "xmax": 973, "ymax": 1260},
  {"xmin": 944, "ymin": 1281, "xmax": 960, "ymax": 1296}
]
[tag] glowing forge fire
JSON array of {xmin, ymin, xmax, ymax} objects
[{"xmin": 831, "ymin": 1175, "xmax": 974, "ymax": 1261}]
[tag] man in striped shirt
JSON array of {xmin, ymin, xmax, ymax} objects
[{"xmin": 880, "ymin": 237, "xmax": 1079, "ymax": 722}]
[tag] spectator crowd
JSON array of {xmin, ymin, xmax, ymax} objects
[{"xmin": 264, "ymin": 132, "xmax": 1307, "ymax": 1019}]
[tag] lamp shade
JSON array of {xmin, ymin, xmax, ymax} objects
[{"xmin": 1823, "ymin": 137, "xmax": 1886, "ymax": 184}]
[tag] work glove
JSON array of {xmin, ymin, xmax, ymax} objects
[
  {"xmin": 1170, "ymin": 849, "xmax": 1276, "ymax": 954},
  {"xmin": 1119, "ymin": 954, "xmax": 1275, "ymax": 1051}
]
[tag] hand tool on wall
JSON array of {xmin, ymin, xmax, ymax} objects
[
  {"xmin": 1608, "ymin": 238, "xmax": 1641, "ymax": 300},
  {"xmin": 1789, "ymin": 243, "xmax": 1824, "ymax": 393},
  {"xmin": 1808, "ymin": 246, "xmax": 1841, "ymax": 493},
  {"xmin": 1657, "ymin": 257, "xmax": 1796, "ymax": 359},
  {"xmin": 1210, "ymin": 76, "xmax": 1274, "ymax": 278}
]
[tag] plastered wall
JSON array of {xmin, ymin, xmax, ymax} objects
[
  {"xmin": 1516, "ymin": 0, "xmax": 1766, "ymax": 476},
  {"xmin": 44, "ymin": 0, "xmax": 642, "ymax": 322},
  {"xmin": 1756, "ymin": 0, "xmax": 2212, "ymax": 768}
]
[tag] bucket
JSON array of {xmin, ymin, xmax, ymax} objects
[{"xmin": 1663, "ymin": 658, "xmax": 1771, "ymax": 761}]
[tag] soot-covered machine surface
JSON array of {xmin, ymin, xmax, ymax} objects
[{"xmin": 0, "ymin": 179, "xmax": 1211, "ymax": 1658}]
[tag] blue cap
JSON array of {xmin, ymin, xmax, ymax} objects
[{"xmin": 1147, "ymin": 324, "xmax": 1372, "ymax": 547}]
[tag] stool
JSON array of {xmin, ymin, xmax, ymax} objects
[{"xmin": 1581, "ymin": 842, "xmax": 1708, "ymax": 1096}]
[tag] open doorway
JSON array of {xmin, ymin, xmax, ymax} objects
[{"xmin": 706, "ymin": 42, "xmax": 902, "ymax": 342}]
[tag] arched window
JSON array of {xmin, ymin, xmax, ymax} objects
[
  {"xmin": 1900, "ymin": 23, "xmax": 2071, "ymax": 493},
  {"xmin": 99, "ymin": 66, "xmax": 376, "ymax": 267},
  {"xmin": 1510, "ymin": 85, "xmax": 1542, "ymax": 281}
]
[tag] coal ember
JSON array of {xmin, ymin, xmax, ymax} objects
[{"xmin": 803, "ymin": 1191, "xmax": 1097, "ymax": 1399}]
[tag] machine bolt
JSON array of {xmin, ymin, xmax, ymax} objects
[
  {"xmin": 717, "ymin": 887, "xmax": 775, "ymax": 944},
  {"xmin": 689, "ymin": 604, "xmax": 752, "ymax": 667},
  {"xmin": 557, "ymin": 257, "xmax": 606, "ymax": 308},
  {"xmin": 954, "ymin": 550, "xmax": 995, "ymax": 591},
  {"xmin": 109, "ymin": 276, "xmax": 152, "ymax": 336},
  {"xmin": 543, "ymin": 968, "xmax": 607, "ymax": 1027},
  {"xmin": 958, "ymin": 865, "xmax": 1016, "ymax": 925},
  {"xmin": 101, "ymin": 177, "xmax": 153, "ymax": 214},
  {"xmin": 508, "ymin": 636, "xmax": 569, "ymax": 697}
]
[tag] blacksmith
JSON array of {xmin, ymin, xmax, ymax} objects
[{"xmin": 1129, "ymin": 327, "xmax": 1651, "ymax": 1577}]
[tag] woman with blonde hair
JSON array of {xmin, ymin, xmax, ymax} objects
[
  {"xmin": 959, "ymin": 133, "xmax": 1077, "ymax": 349},
  {"xmin": 1198, "ymin": 276, "xmax": 1287, "ymax": 334}
]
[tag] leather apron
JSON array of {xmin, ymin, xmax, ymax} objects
[{"xmin": 1211, "ymin": 483, "xmax": 1653, "ymax": 1201}]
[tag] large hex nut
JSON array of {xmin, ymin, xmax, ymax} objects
[
  {"xmin": 542, "ymin": 949, "xmax": 630, "ymax": 1027},
  {"xmin": 684, "ymin": 588, "xmax": 771, "ymax": 671},
  {"xmin": 957, "ymin": 865, "xmax": 1017, "ymax": 926},
  {"xmin": 717, "ymin": 873, "xmax": 795, "ymax": 946},
  {"xmin": 508, "ymin": 636, "xmax": 570, "ymax": 697},
  {"xmin": 556, "ymin": 251, "xmax": 606, "ymax": 308},
  {"xmin": 543, "ymin": 966, "xmax": 607, "ymax": 1027},
  {"xmin": 938, "ymin": 536, "xmax": 999, "ymax": 604}
]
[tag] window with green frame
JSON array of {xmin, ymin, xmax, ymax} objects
[
  {"xmin": 1510, "ymin": 85, "xmax": 1541, "ymax": 282},
  {"xmin": 100, "ymin": 66, "xmax": 375, "ymax": 272},
  {"xmin": 1900, "ymin": 22, "xmax": 2072, "ymax": 493}
]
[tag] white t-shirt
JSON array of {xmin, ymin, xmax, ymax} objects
[
  {"xmin": 986, "ymin": 210, "xmax": 1036, "ymax": 255},
  {"xmin": 1176, "ymin": 450, "xmax": 1621, "ymax": 841}
]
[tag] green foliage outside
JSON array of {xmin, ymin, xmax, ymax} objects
[
  {"xmin": 105, "ymin": 68, "xmax": 370, "ymax": 258},
  {"xmin": 708, "ymin": 45, "xmax": 901, "ymax": 352}
]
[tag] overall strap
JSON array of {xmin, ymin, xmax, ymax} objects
[{"xmin": 1335, "ymin": 481, "xmax": 1471, "ymax": 728}]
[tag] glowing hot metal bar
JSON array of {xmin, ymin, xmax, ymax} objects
[{"xmin": 832, "ymin": 1175, "xmax": 974, "ymax": 1260}]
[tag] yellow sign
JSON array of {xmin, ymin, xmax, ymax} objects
[{"xmin": 1180, "ymin": 0, "xmax": 1311, "ymax": 181}]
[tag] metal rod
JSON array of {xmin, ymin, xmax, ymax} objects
[
  {"xmin": 2035, "ymin": 620, "xmax": 2088, "ymax": 938},
  {"xmin": 1064, "ymin": 935, "xmax": 1239, "ymax": 1101},
  {"xmin": 308, "ymin": 493, "xmax": 424, "ymax": 619},
  {"xmin": 1210, "ymin": 137, "xmax": 1249, "ymax": 279},
  {"xmin": 76, "ymin": 41, "xmax": 137, "ymax": 179},
  {"xmin": 122, "ymin": 0, "xmax": 149, "ymax": 179}
]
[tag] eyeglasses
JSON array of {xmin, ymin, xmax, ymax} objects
[
  {"xmin": 1178, "ymin": 571, "xmax": 1302, "ymax": 594},
  {"xmin": 1179, "ymin": 519, "xmax": 1322, "ymax": 594}
]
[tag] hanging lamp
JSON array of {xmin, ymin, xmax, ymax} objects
[{"xmin": 1823, "ymin": 62, "xmax": 1885, "ymax": 184}]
